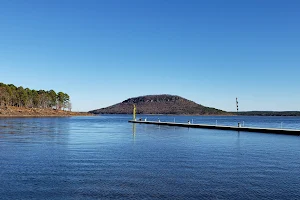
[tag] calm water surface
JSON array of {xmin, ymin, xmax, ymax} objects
[{"xmin": 0, "ymin": 115, "xmax": 299, "ymax": 199}]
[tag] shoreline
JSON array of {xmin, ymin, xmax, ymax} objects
[
  {"xmin": 0, "ymin": 114, "xmax": 93, "ymax": 118},
  {"xmin": 0, "ymin": 106, "xmax": 93, "ymax": 118},
  {"xmin": 91, "ymin": 113, "xmax": 300, "ymax": 117}
]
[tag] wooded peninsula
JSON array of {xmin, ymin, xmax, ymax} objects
[{"xmin": 0, "ymin": 82, "xmax": 90, "ymax": 117}]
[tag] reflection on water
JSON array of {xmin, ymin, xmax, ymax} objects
[
  {"xmin": 132, "ymin": 123, "xmax": 136, "ymax": 142},
  {"xmin": 132, "ymin": 123, "xmax": 136, "ymax": 135},
  {"xmin": 0, "ymin": 115, "xmax": 300, "ymax": 199}
]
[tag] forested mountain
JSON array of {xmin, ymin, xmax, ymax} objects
[
  {"xmin": 90, "ymin": 94, "xmax": 227, "ymax": 115},
  {"xmin": 0, "ymin": 82, "xmax": 71, "ymax": 110}
]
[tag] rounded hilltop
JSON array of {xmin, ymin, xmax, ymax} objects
[{"xmin": 89, "ymin": 94, "xmax": 228, "ymax": 115}]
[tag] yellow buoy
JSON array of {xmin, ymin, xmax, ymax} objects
[{"xmin": 133, "ymin": 104, "xmax": 136, "ymax": 120}]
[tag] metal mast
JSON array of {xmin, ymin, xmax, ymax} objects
[{"xmin": 236, "ymin": 98, "xmax": 239, "ymax": 113}]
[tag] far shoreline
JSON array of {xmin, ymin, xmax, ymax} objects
[{"xmin": 92, "ymin": 113, "xmax": 300, "ymax": 117}]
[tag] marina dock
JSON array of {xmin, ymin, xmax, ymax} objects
[{"xmin": 128, "ymin": 120, "xmax": 300, "ymax": 136}]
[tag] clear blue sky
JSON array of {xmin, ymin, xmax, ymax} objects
[{"xmin": 1, "ymin": 0, "xmax": 299, "ymax": 111}]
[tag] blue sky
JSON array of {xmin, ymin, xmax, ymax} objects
[{"xmin": 1, "ymin": 0, "xmax": 299, "ymax": 111}]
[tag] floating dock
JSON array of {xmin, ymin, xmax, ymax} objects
[{"xmin": 128, "ymin": 120, "xmax": 300, "ymax": 136}]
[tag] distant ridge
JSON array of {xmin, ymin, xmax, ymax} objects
[{"xmin": 89, "ymin": 94, "xmax": 227, "ymax": 115}]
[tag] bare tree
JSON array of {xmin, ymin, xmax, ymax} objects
[{"xmin": 67, "ymin": 102, "xmax": 72, "ymax": 112}]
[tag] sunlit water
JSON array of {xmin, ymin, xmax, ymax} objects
[{"xmin": 0, "ymin": 115, "xmax": 299, "ymax": 199}]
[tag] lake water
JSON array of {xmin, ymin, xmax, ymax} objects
[{"xmin": 0, "ymin": 115, "xmax": 299, "ymax": 199}]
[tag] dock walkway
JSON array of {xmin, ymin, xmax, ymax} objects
[{"xmin": 128, "ymin": 120, "xmax": 300, "ymax": 136}]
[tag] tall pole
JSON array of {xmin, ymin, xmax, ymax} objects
[
  {"xmin": 236, "ymin": 97, "xmax": 239, "ymax": 113},
  {"xmin": 133, "ymin": 104, "xmax": 136, "ymax": 120}
]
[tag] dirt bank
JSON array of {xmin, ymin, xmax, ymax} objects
[{"xmin": 0, "ymin": 106, "xmax": 93, "ymax": 117}]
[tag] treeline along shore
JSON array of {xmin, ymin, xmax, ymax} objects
[
  {"xmin": 234, "ymin": 111, "xmax": 300, "ymax": 116},
  {"xmin": 0, "ymin": 82, "xmax": 91, "ymax": 117}
]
